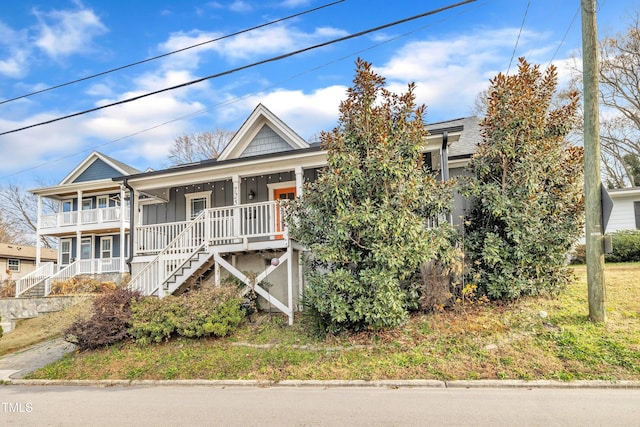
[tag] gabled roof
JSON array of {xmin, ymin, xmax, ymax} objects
[
  {"xmin": 58, "ymin": 151, "xmax": 140, "ymax": 185},
  {"xmin": 218, "ymin": 104, "xmax": 309, "ymax": 161}
]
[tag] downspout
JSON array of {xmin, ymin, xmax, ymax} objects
[
  {"xmin": 440, "ymin": 131, "xmax": 452, "ymax": 225},
  {"xmin": 123, "ymin": 178, "xmax": 135, "ymax": 273},
  {"xmin": 440, "ymin": 131, "xmax": 449, "ymax": 181}
]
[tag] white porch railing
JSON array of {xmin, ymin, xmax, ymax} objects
[
  {"xmin": 15, "ymin": 262, "xmax": 55, "ymax": 297},
  {"xmin": 40, "ymin": 206, "xmax": 126, "ymax": 229},
  {"xmin": 128, "ymin": 201, "xmax": 287, "ymax": 295},
  {"xmin": 135, "ymin": 201, "xmax": 285, "ymax": 255},
  {"xmin": 43, "ymin": 258, "xmax": 123, "ymax": 296},
  {"xmin": 136, "ymin": 220, "xmax": 190, "ymax": 253}
]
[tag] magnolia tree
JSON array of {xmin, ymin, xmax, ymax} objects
[
  {"xmin": 288, "ymin": 59, "xmax": 454, "ymax": 333},
  {"xmin": 463, "ymin": 58, "xmax": 583, "ymax": 300}
]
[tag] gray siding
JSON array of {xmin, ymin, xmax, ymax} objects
[
  {"xmin": 73, "ymin": 159, "xmax": 124, "ymax": 183},
  {"xmin": 240, "ymin": 124, "xmax": 293, "ymax": 158},
  {"xmin": 449, "ymin": 167, "xmax": 472, "ymax": 226},
  {"xmin": 141, "ymin": 168, "xmax": 324, "ymax": 226}
]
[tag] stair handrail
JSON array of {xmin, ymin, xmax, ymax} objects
[
  {"xmin": 15, "ymin": 262, "xmax": 55, "ymax": 297},
  {"xmin": 43, "ymin": 260, "xmax": 80, "ymax": 296},
  {"xmin": 127, "ymin": 209, "xmax": 211, "ymax": 296}
]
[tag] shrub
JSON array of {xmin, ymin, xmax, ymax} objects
[
  {"xmin": 462, "ymin": 59, "xmax": 583, "ymax": 300},
  {"xmin": 64, "ymin": 287, "xmax": 141, "ymax": 351},
  {"xmin": 0, "ymin": 278, "xmax": 15, "ymax": 298},
  {"xmin": 287, "ymin": 59, "xmax": 454, "ymax": 333},
  {"xmin": 606, "ymin": 230, "xmax": 640, "ymax": 263},
  {"xmin": 570, "ymin": 244, "xmax": 587, "ymax": 264},
  {"xmin": 129, "ymin": 286, "xmax": 246, "ymax": 345}
]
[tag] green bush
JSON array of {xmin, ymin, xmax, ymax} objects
[
  {"xmin": 129, "ymin": 286, "xmax": 246, "ymax": 345},
  {"xmin": 65, "ymin": 287, "xmax": 141, "ymax": 351},
  {"xmin": 570, "ymin": 244, "xmax": 587, "ymax": 264},
  {"xmin": 606, "ymin": 230, "xmax": 640, "ymax": 263}
]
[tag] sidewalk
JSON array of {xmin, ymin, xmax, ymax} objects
[{"xmin": 0, "ymin": 338, "xmax": 77, "ymax": 380}]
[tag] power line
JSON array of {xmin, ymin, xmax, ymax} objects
[
  {"xmin": 0, "ymin": 0, "xmax": 345, "ymax": 107},
  {"xmin": 0, "ymin": 0, "xmax": 476, "ymax": 137},
  {"xmin": 0, "ymin": 0, "xmax": 486, "ymax": 181},
  {"xmin": 507, "ymin": 0, "xmax": 530, "ymax": 74},
  {"xmin": 547, "ymin": 5, "xmax": 580, "ymax": 67}
]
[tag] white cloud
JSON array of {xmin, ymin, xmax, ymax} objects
[
  {"xmin": 32, "ymin": 7, "xmax": 108, "ymax": 59},
  {"xmin": 159, "ymin": 24, "xmax": 349, "ymax": 67},
  {"xmin": 373, "ymin": 28, "xmax": 553, "ymax": 119},
  {"xmin": 278, "ymin": 0, "xmax": 312, "ymax": 8},
  {"xmin": 229, "ymin": 1, "xmax": 252, "ymax": 13},
  {"xmin": 230, "ymin": 85, "xmax": 346, "ymax": 139},
  {"xmin": 0, "ymin": 22, "xmax": 30, "ymax": 78}
]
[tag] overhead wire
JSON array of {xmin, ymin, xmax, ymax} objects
[
  {"xmin": 507, "ymin": 0, "xmax": 530, "ymax": 74},
  {"xmin": 0, "ymin": 0, "xmax": 476, "ymax": 137},
  {"xmin": 546, "ymin": 5, "xmax": 580, "ymax": 67},
  {"xmin": 0, "ymin": 0, "xmax": 345, "ymax": 106}
]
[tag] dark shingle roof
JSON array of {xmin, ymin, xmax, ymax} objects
[
  {"xmin": 97, "ymin": 151, "xmax": 142, "ymax": 175},
  {"xmin": 427, "ymin": 116, "xmax": 482, "ymax": 158}
]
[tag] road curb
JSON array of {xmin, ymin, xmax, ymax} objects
[{"xmin": 6, "ymin": 378, "xmax": 640, "ymax": 389}]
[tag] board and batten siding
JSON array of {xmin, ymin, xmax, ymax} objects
[{"xmin": 141, "ymin": 169, "xmax": 321, "ymax": 226}]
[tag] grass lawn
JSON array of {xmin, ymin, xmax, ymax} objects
[
  {"xmin": 0, "ymin": 299, "xmax": 91, "ymax": 357},
  {"xmin": 19, "ymin": 262, "xmax": 640, "ymax": 381}
]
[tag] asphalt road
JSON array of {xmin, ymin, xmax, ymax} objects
[{"xmin": 1, "ymin": 385, "xmax": 639, "ymax": 426}]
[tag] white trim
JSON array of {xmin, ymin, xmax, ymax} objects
[
  {"xmin": 60, "ymin": 239, "xmax": 72, "ymax": 265},
  {"xmin": 7, "ymin": 258, "xmax": 20, "ymax": 273},
  {"xmin": 80, "ymin": 236, "xmax": 93, "ymax": 260},
  {"xmin": 58, "ymin": 151, "xmax": 136, "ymax": 186},
  {"xmin": 218, "ymin": 104, "xmax": 309, "ymax": 161},
  {"xmin": 100, "ymin": 236, "xmax": 113, "ymax": 259},
  {"xmin": 185, "ymin": 191, "xmax": 212, "ymax": 220},
  {"xmin": 267, "ymin": 181, "xmax": 297, "ymax": 201},
  {"xmin": 97, "ymin": 195, "xmax": 109, "ymax": 209},
  {"xmin": 82, "ymin": 198, "xmax": 93, "ymax": 210}
]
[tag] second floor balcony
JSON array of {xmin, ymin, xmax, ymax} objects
[{"xmin": 40, "ymin": 206, "xmax": 129, "ymax": 235}]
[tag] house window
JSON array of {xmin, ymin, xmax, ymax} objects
[
  {"xmin": 635, "ymin": 201, "xmax": 640, "ymax": 229},
  {"xmin": 7, "ymin": 259, "xmax": 19, "ymax": 272},
  {"xmin": 80, "ymin": 237, "xmax": 92, "ymax": 260},
  {"xmin": 97, "ymin": 195, "xmax": 108, "ymax": 209},
  {"xmin": 61, "ymin": 239, "xmax": 71, "ymax": 265},
  {"xmin": 82, "ymin": 198, "xmax": 93, "ymax": 210},
  {"xmin": 101, "ymin": 237, "xmax": 112, "ymax": 259},
  {"xmin": 185, "ymin": 191, "xmax": 211, "ymax": 220}
]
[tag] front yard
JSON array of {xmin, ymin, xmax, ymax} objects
[{"xmin": 18, "ymin": 263, "xmax": 640, "ymax": 381}]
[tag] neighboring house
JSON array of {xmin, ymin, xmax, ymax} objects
[
  {"xmin": 0, "ymin": 243, "xmax": 57, "ymax": 282},
  {"xmin": 26, "ymin": 104, "xmax": 480, "ymax": 324},
  {"xmin": 606, "ymin": 187, "xmax": 640, "ymax": 233},
  {"xmin": 19, "ymin": 152, "xmax": 140, "ymax": 297}
]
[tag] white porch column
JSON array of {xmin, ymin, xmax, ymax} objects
[
  {"xmin": 76, "ymin": 190, "xmax": 83, "ymax": 262},
  {"xmin": 287, "ymin": 243, "xmax": 294, "ymax": 325},
  {"xmin": 132, "ymin": 188, "xmax": 140, "ymax": 255},
  {"xmin": 119, "ymin": 185, "xmax": 126, "ymax": 273},
  {"xmin": 232, "ymin": 175, "xmax": 240, "ymax": 238},
  {"xmin": 298, "ymin": 249, "xmax": 304, "ymax": 311},
  {"xmin": 77, "ymin": 190, "xmax": 83, "ymax": 226},
  {"xmin": 295, "ymin": 166, "xmax": 303, "ymax": 197},
  {"xmin": 36, "ymin": 195, "xmax": 42, "ymax": 267}
]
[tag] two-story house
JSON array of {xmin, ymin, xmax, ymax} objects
[{"xmin": 23, "ymin": 104, "xmax": 481, "ymax": 324}]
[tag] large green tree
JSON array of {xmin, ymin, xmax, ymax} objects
[
  {"xmin": 463, "ymin": 58, "xmax": 583, "ymax": 300},
  {"xmin": 288, "ymin": 59, "xmax": 453, "ymax": 333}
]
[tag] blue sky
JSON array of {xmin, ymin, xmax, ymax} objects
[{"xmin": 0, "ymin": 0, "xmax": 637, "ymax": 188}]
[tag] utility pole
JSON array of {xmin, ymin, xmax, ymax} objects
[{"xmin": 581, "ymin": 0, "xmax": 606, "ymax": 322}]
